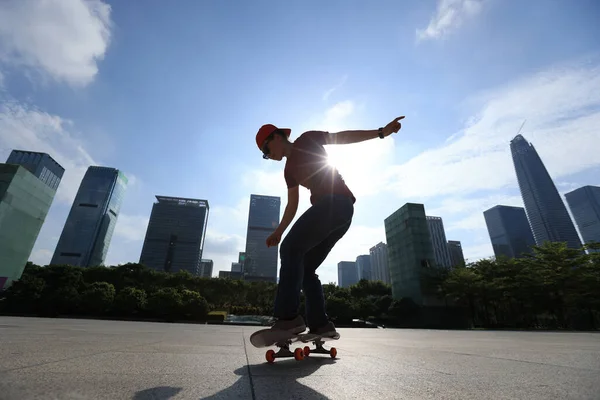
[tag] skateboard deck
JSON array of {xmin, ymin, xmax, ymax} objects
[{"xmin": 250, "ymin": 328, "xmax": 340, "ymax": 363}]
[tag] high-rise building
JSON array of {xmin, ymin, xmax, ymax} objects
[
  {"xmin": 447, "ymin": 240, "xmax": 465, "ymax": 267},
  {"xmin": 199, "ymin": 259, "xmax": 213, "ymax": 278},
  {"xmin": 426, "ymin": 216, "xmax": 452, "ymax": 269},
  {"xmin": 369, "ymin": 242, "xmax": 390, "ymax": 284},
  {"xmin": 231, "ymin": 262, "xmax": 242, "ymax": 272},
  {"xmin": 510, "ymin": 135, "xmax": 581, "ymax": 249},
  {"xmin": 337, "ymin": 261, "xmax": 358, "ymax": 288},
  {"xmin": 356, "ymin": 254, "xmax": 372, "ymax": 281},
  {"xmin": 243, "ymin": 194, "xmax": 280, "ymax": 283},
  {"xmin": 565, "ymin": 185, "xmax": 600, "ymax": 252},
  {"xmin": 238, "ymin": 251, "xmax": 246, "ymax": 273},
  {"xmin": 0, "ymin": 154, "xmax": 64, "ymax": 289},
  {"xmin": 6, "ymin": 150, "xmax": 64, "ymax": 190},
  {"xmin": 384, "ymin": 203, "xmax": 437, "ymax": 304},
  {"xmin": 51, "ymin": 167, "xmax": 127, "ymax": 267},
  {"xmin": 139, "ymin": 196, "xmax": 209, "ymax": 274},
  {"xmin": 483, "ymin": 205, "xmax": 536, "ymax": 259}
]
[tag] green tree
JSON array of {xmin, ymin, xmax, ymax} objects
[
  {"xmin": 114, "ymin": 287, "xmax": 147, "ymax": 315},
  {"xmin": 80, "ymin": 282, "xmax": 116, "ymax": 315},
  {"xmin": 147, "ymin": 287, "xmax": 183, "ymax": 321}
]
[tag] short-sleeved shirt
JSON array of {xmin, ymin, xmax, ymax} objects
[{"xmin": 284, "ymin": 130, "xmax": 356, "ymax": 205}]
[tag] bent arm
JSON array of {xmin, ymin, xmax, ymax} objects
[{"xmin": 276, "ymin": 185, "xmax": 299, "ymax": 234}]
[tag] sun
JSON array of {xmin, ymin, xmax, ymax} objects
[{"xmin": 326, "ymin": 146, "xmax": 359, "ymax": 177}]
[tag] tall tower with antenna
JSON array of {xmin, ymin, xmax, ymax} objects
[{"xmin": 510, "ymin": 127, "xmax": 581, "ymax": 249}]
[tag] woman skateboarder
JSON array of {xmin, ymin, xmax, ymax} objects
[{"xmin": 254, "ymin": 116, "xmax": 405, "ymax": 339}]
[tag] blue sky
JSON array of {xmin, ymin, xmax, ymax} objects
[{"xmin": 1, "ymin": 0, "xmax": 599, "ymax": 284}]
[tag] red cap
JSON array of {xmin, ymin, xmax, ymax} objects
[{"xmin": 255, "ymin": 124, "xmax": 291, "ymax": 150}]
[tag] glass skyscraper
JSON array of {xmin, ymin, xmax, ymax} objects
[
  {"xmin": 139, "ymin": 196, "xmax": 209, "ymax": 274},
  {"xmin": 426, "ymin": 216, "xmax": 452, "ymax": 269},
  {"xmin": 337, "ymin": 261, "xmax": 358, "ymax": 288},
  {"xmin": 565, "ymin": 185, "xmax": 600, "ymax": 252},
  {"xmin": 447, "ymin": 240, "xmax": 465, "ymax": 267},
  {"xmin": 355, "ymin": 254, "xmax": 372, "ymax": 281},
  {"xmin": 369, "ymin": 242, "xmax": 390, "ymax": 284},
  {"xmin": 51, "ymin": 166, "xmax": 127, "ymax": 267},
  {"xmin": 0, "ymin": 153, "xmax": 64, "ymax": 289},
  {"xmin": 6, "ymin": 150, "xmax": 64, "ymax": 190},
  {"xmin": 384, "ymin": 203, "xmax": 438, "ymax": 305},
  {"xmin": 199, "ymin": 259, "xmax": 214, "ymax": 277},
  {"xmin": 510, "ymin": 134, "xmax": 582, "ymax": 249},
  {"xmin": 243, "ymin": 194, "xmax": 280, "ymax": 283},
  {"xmin": 483, "ymin": 205, "xmax": 536, "ymax": 259}
]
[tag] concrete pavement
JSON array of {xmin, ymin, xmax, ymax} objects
[{"xmin": 0, "ymin": 316, "xmax": 599, "ymax": 399}]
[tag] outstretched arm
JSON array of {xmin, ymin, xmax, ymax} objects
[{"xmin": 324, "ymin": 116, "xmax": 405, "ymax": 145}]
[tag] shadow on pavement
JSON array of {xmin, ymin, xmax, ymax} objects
[
  {"xmin": 202, "ymin": 357, "xmax": 336, "ymax": 400},
  {"xmin": 132, "ymin": 358, "xmax": 334, "ymax": 399},
  {"xmin": 133, "ymin": 386, "xmax": 182, "ymax": 400}
]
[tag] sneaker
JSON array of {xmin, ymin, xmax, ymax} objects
[
  {"xmin": 269, "ymin": 315, "xmax": 306, "ymax": 335},
  {"xmin": 309, "ymin": 321, "xmax": 340, "ymax": 339}
]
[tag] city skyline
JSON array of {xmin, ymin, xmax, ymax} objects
[{"xmin": 1, "ymin": 0, "xmax": 599, "ymax": 285}]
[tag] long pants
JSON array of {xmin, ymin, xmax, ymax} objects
[{"xmin": 273, "ymin": 194, "xmax": 354, "ymax": 329}]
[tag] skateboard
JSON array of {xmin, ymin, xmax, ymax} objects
[{"xmin": 250, "ymin": 328, "xmax": 340, "ymax": 363}]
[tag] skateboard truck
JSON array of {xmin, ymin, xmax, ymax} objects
[
  {"xmin": 265, "ymin": 339, "xmax": 305, "ymax": 363},
  {"xmin": 301, "ymin": 338, "xmax": 337, "ymax": 359}
]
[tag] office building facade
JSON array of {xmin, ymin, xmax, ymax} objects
[
  {"xmin": 243, "ymin": 194, "xmax": 280, "ymax": 282},
  {"xmin": 384, "ymin": 203, "xmax": 437, "ymax": 304},
  {"xmin": 426, "ymin": 216, "xmax": 452, "ymax": 269},
  {"xmin": 51, "ymin": 167, "xmax": 127, "ymax": 267},
  {"xmin": 337, "ymin": 261, "xmax": 358, "ymax": 288},
  {"xmin": 0, "ymin": 160, "xmax": 63, "ymax": 289},
  {"xmin": 565, "ymin": 185, "xmax": 600, "ymax": 252},
  {"xmin": 199, "ymin": 259, "xmax": 213, "ymax": 278},
  {"xmin": 483, "ymin": 205, "xmax": 536, "ymax": 259},
  {"xmin": 369, "ymin": 242, "xmax": 390, "ymax": 284},
  {"xmin": 139, "ymin": 196, "xmax": 209, "ymax": 274},
  {"xmin": 7, "ymin": 150, "xmax": 64, "ymax": 191},
  {"xmin": 447, "ymin": 240, "xmax": 465, "ymax": 267},
  {"xmin": 356, "ymin": 254, "xmax": 372, "ymax": 281},
  {"xmin": 510, "ymin": 135, "xmax": 581, "ymax": 249}
]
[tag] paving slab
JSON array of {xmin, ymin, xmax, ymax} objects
[{"xmin": 1, "ymin": 317, "xmax": 599, "ymax": 399}]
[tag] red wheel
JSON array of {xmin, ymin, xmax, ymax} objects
[
  {"xmin": 303, "ymin": 346, "xmax": 311, "ymax": 356},
  {"xmin": 266, "ymin": 349, "xmax": 275, "ymax": 363},
  {"xmin": 294, "ymin": 347, "xmax": 304, "ymax": 361},
  {"xmin": 329, "ymin": 347, "xmax": 337, "ymax": 358}
]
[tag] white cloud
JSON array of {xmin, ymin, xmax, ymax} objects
[
  {"xmin": 416, "ymin": 0, "xmax": 486, "ymax": 42},
  {"xmin": 0, "ymin": 0, "xmax": 113, "ymax": 87},
  {"xmin": 323, "ymin": 75, "xmax": 348, "ymax": 101},
  {"xmin": 29, "ymin": 248, "xmax": 53, "ymax": 266},
  {"xmin": 0, "ymin": 98, "xmax": 97, "ymax": 204},
  {"xmin": 386, "ymin": 60, "xmax": 600, "ymax": 200},
  {"xmin": 321, "ymin": 100, "xmax": 355, "ymax": 131},
  {"xmin": 113, "ymin": 214, "xmax": 149, "ymax": 242}
]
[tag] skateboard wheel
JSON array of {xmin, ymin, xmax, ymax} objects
[
  {"xmin": 303, "ymin": 346, "xmax": 311, "ymax": 356},
  {"xmin": 329, "ymin": 347, "xmax": 337, "ymax": 358},
  {"xmin": 294, "ymin": 347, "xmax": 304, "ymax": 361},
  {"xmin": 266, "ymin": 349, "xmax": 275, "ymax": 363}
]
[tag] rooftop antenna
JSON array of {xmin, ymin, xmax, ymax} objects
[{"xmin": 516, "ymin": 119, "xmax": 527, "ymax": 136}]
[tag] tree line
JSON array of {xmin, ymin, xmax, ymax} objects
[{"xmin": 0, "ymin": 241, "xmax": 598, "ymax": 330}]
